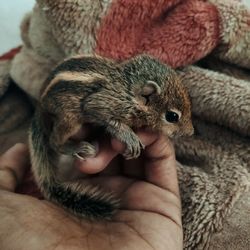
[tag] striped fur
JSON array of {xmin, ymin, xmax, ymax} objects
[
  {"xmin": 30, "ymin": 54, "xmax": 193, "ymax": 218},
  {"xmin": 29, "ymin": 114, "xmax": 119, "ymax": 218}
]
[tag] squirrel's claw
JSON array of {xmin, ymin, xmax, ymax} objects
[{"xmin": 73, "ymin": 152, "xmax": 86, "ymax": 161}]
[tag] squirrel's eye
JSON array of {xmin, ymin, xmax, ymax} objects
[{"xmin": 165, "ymin": 111, "xmax": 179, "ymax": 123}]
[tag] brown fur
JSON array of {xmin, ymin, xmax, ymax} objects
[{"xmin": 30, "ymin": 54, "xmax": 193, "ymax": 218}]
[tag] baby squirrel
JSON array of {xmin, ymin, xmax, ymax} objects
[{"xmin": 29, "ymin": 54, "xmax": 193, "ymax": 219}]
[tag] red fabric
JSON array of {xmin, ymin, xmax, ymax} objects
[
  {"xmin": 0, "ymin": 46, "xmax": 21, "ymax": 61},
  {"xmin": 96, "ymin": 0, "xmax": 220, "ymax": 68}
]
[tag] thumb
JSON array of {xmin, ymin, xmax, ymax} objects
[{"xmin": 0, "ymin": 144, "xmax": 29, "ymax": 192}]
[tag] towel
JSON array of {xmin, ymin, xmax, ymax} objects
[{"xmin": 0, "ymin": 0, "xmax": 249, "ymax": 249}]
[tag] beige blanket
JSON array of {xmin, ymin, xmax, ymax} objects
[{"xmin": 0, "ymin": 0, "xmax": 249, "ymax": 249}]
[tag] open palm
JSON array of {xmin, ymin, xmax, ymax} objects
[{"xmin": 0, "ymin": 131, "xmax": 182, "ymax": 250}]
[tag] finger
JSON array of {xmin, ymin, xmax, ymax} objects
[
  {"xmin": 84, "ymin": 175, "xmax": 135, "ymax": 196},
  {"xmin": 99, "ymin": 156, "xmax": 122, "ymax": 176},
  {"xmin": 122, "ymin": 158, "xmax": 144, "ymax": 178},
  {"xmin": 110, "ymin": 130, "xmax": 157, "ymax": 153},
  {"xmin": 111, "ymin": 131, "xmax": 179, "ymax": 196},
  {"xmin": 0, "ymin": 143, "xmax": 30, "ymax": 192},
  {"xmin": 144, "ymin": 134, "xmax": 179, "ymax": 197},
  {"xmin": 75, "ymin": 130, "xmax": 155, "ymax": 175},
  {"xmin": 111, "ymin": 131, "xmax": 157, "ymax": 178},
  {"xmin": 74, "ymin": 138, "xmax": 119, "ymax": 174}
]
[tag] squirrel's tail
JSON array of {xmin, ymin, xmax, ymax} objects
[{"xmin": 29, "ymin": 115, "xmax": 119, "ymax": 219}]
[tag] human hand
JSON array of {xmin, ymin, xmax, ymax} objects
[{"xmin": 0, "ymin": 131, "xmax": 182, "ymax": 250}]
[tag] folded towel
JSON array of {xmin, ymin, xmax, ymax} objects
[{"xmin": 0, "ymin": 0, "xmax": 249, "ymax": 249}]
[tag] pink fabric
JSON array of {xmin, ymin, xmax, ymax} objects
[
  {"xmin": 96, "ymin": 0, "xmax": 220, "ymax": 68},
  {"xmin": 0, "ymin": 47, "xmax": 21, "ymax": 61}
]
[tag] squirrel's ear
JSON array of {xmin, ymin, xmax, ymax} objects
[{"xmin": 141, "ymin": 81, "xmax": 161, "ymax": 96}]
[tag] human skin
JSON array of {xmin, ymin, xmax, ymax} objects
[{"xmin": 0, "ymin": 131, "xmax": 183, "ymax": 250}]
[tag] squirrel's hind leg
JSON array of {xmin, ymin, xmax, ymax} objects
[
  {"xmin": 49, "ymin": 115, "xmax": 97, "ymax": 159},
  {"xmin": 59, "ymin": 141, "xmax": 97, "ymax": 160}
]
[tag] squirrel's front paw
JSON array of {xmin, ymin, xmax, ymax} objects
[
  {"xmin": 122, "ymin": 135, "xmax": 145, "ymax": 160},
  {"xmin": 106, "ymin": 122, "xmax": 145, "ymax": 159},
  {"xmin": 59, "ymin": 141, "xmax": 97, "ymax": 160}
]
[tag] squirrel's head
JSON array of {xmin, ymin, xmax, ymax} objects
[{"xmin": 122, "ymin": 55, "xmax": 194, "ymax": 137}]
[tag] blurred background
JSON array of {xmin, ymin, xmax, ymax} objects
[
  {"xmin": 0, "ymin": 0, "xmax": 35, "ymax": 54},
  {"xmin": 0, "ymin": 0, "xmax": 250, "ymax": 55}
]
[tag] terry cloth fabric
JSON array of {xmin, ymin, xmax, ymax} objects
[
  {"xmin": 0, "ymin": 0, "xmax": 249, "ymax": 249},
  {"xmin": 0, "ymin": 47, "xmax": 33, "ymax": 135}
]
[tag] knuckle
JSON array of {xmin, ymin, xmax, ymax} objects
[{"xmin": 0, "ymin": 167, "xmax": 18, "ymax": 191}]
